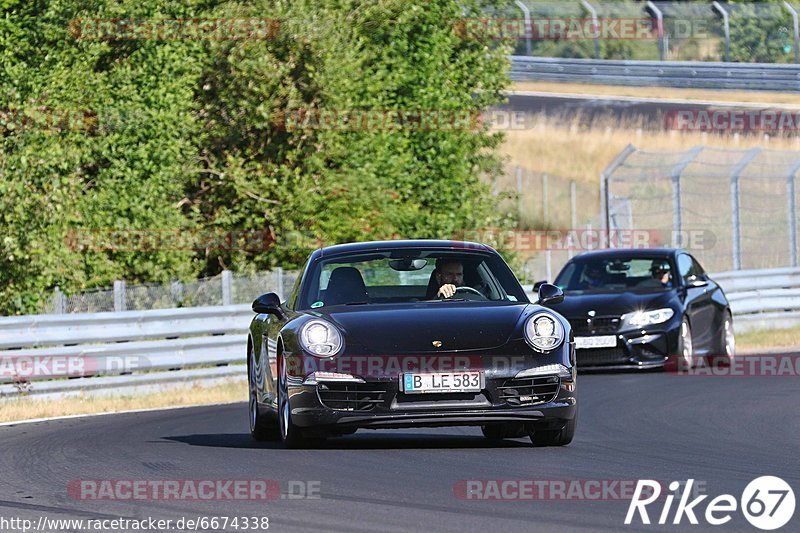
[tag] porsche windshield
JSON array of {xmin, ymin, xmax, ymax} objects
[
  {"xmin": 554, "ymin": 257, "xmax": 675, "ymax": 293},
  {"xmin": 298, "ymin": 250, "xmax": 528, "ymax": 309}
]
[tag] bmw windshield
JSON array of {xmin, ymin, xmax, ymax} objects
[{"xmin": 554, "ymin": 256, "xmax": 675, "ymax": 293}]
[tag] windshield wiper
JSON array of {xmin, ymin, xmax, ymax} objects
[{"xmin": 344, "ymin": 301, "xmax": 370, "ymax": 306}]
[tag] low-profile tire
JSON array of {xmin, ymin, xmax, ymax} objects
[
  {"xmin": 677, "ymin": 317, "xmax": 694, "ymax": 371},
  {"xmin": 278, "ymin": 354, "xmax": 313, "ymax": 449},
  {"xmin": 714, "ymin": 312, "xmax": 735, "ymax": 366},
  {"xmin": 249, "ymin": 352, "xmax": 278, "ymax": 441},
  {"xmin": 529, "ymin": 417, "xmax": 576, "ymax": 447}
]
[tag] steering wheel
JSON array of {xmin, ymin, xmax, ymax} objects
[{"xmin": 451, "ymin": 286, "xmax": 487, "ymax": 300}]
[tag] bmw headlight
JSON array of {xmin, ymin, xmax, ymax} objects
[
  {"xmin": 622, "ymin": 308, "xmax": 675, "ymax": 329},
  {"xmin": 524, "ymin": 312, "xmax": 565, "ymax": 352},
  {"xmin": 299, "ymin": 319, "xmax": 343, "ymax": 357}
]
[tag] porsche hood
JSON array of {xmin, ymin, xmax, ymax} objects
[{"xmin": 318, "ymin": 302, "xmax": 529, "ymax": 354}]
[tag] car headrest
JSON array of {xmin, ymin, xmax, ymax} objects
[{"xmin": 325, "ymin": 267, "xmax": 369, "ymax": 305}]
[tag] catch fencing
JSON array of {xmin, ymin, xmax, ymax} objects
[{"xmin": 602, "ymin": 145, "xmax": 800, "ymax": 273}]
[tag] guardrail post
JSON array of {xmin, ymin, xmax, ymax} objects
[
  {"xmin": 784, "ymin": 1, "xmax": 800, "ymax": 63},
  {"xmin": 569, "ymin": 180, "xmax": 577, "ymax": 259},
  {"xmin": 276, "ymin": 267, "xmax": 285, "ymax": 302},
  {"xmin": 712, "ymin": 2, "xmax": 730, "ymax": 62},
  {"xmin": 730, "ymin": 148, "xmax": 761, "ymax": 270},
  {"xmin": 113, "ymin": 280, "xmax": 126, "ymax": 312},
  {"xmin": 789, "ymin": 162, "xmax": 800, "ymax": 267},
  {"xmin": 514, "ymin": 1, "xmax": 532, "ymax": 56},
  {"xmin": 646, "ymin": 1, "xmax": 665, "ymax": 61},
  {"xmin": 54, "ymin": 287, "xmax": 65, "ymax": 314},
  {"xmin": 580, "ymin": 0, "xmax": 600, "ymax": 59},
  {"xmin": 221, "ymin": 270, "xmax": 232, "ymax": 305}
]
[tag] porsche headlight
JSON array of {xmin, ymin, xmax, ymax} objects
[
  {"xmin": 623, "ymin": 308, "xmax": 675, "ymax": 328},
  {"xmin": 299, "ymin": 319, "xmax": 343, "ymax": 357},
  {"xmin": 524, "ymin": 312, "xmax": 565, "ymax": 352}
]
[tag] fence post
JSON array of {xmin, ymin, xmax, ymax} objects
[
  {"xmin": 783, "ymin": 1, "xmax": 800, "ymax": 64},
  {"xmin": 221, "ymin": 270, "xmax": 232, "ymax": 305},
  {"xmin": 730, "ymin": 148, "xmax": 761, "ymax": 270},
  {"xmin": 712, "ymin": 2, "xmax": 730, "ymax": 62},
  {"xmin": 789, "ymin": 162, "xmax": 800, "ymax": 267},
  {"xmin": 171, "ymin": 280, "xmax": 184, "ymax": 307},
  {"xmin": 569, "ymin": 180, "xmax": 577, "ymax": 259},
  {"xmin": 276, "ymin": 267, "xmax": 285, "ymax": 302},
  {"xmin": 54, "ymin": 287, "xmax": 65, "ymax": 314},
  {"xmin": 670, "ymin": 146, "xmax": 704, "ymax": 242},
  {"xmin": 542, "ymin": 173, "xmax": 549, "ymax": 224},
  {"xmin": 113, "ymin": 280, "xmax": 126, "ymax": 312},
  {"xmin": 600, "ymin": 144, "xmax": 637, "ymax": 242},
  {"xmin": 646, "ymin": 1, "xmax": 665, "ymax": 61},
  {"xmin": 580, "ymin": 0, "xmax": 601, "ymax": 59},
  {"xmin": 514, "ymin": 1, "xmax": 532, "ymax": 56}
]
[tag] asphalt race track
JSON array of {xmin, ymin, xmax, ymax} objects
[
  {"xmin": 499, "ymin": 92, "xmax": 795, "ymax": 131},
  {"xmin": 1, "ymin": 372, "xmax": 798, "ymax": 533}
]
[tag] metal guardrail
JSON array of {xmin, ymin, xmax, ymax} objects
[
  {"xmin": 0, "ymin": 305, "xmax": 252, "ymax": 399},
  {"xmin": 510, "ymin": 56, "xmax": 800, "ymax": 91},
  {"xmin": 524, "ymin": 267, "xmax": 800, "ymax": 332},
  {"xmin": 1, "ymin": 267, "xmax": 797, "ymax": 398}
]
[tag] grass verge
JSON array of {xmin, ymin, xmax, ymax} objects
[
  {"xmin": 0, "ymin": 378, "xmax": 247, "ymax": 424},
  {"xmin": 510, "ymin": 81, "xmax": 800, "ymax": 107},
  {"xmin": 736, "ymin": 325, "xmax": 800, "ymax": 354},
  {"xmin": 497, "ymin": 113, "xmax": 800, "ymax": 186}
]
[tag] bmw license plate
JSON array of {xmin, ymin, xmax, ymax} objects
[
  {"xmin": 402, "ymin": 372, "xmax": 483, "ymax": 394},
  {"xmin": 575, "ymin": 335, "xmax": 617, "ymax": 349}
]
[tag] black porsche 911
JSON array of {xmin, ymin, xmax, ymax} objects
[
  {"xmin": 539, "ymin": 248, "xmax": 734, "ymax": 371},
  {"xmin": 247, "ymin": 240, "xmax": 577, "ymax": 448}
]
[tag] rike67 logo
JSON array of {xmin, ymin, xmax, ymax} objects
[{"xmin": 626, "ymin": 477, "xmax": 795, "ymax": 530}]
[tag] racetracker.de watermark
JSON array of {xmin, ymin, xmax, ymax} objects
[
  {"xmin": 665, "ymin": 109, "xmax": 800, "ymax": 133},
  {"xmin": 65, "ymin": 228, "xmax": 279, "ymax": 253},
  {"xmin": 68, "ymin": 480, "xmax": 321, "ymax": 500},
  {"xmin": 453, "ymin": 229, "xmax": 715, "ymax": 252},
  {"xmin": 0, "ymin": 355, "xmax": 148, "ymax": 380},
  {"xmin": 668, "ymin": 354, "xmax": 800, "ymax": 377},
  {"xmin": 455, "ymin": 18, "xmax": 658, "ymax": 41},
  {"xmin": 271, "ymin": 109, "xmax": 539, "ymax": 132},
  {"xmin": 68, "ymin": 18, "xmax": 280, "ymax": 40},
  {"xmin": 453, "ymin": 479, "xmax": 706, "ymax": 501}
]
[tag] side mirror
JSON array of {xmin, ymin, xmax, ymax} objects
[
  {"xmin": 252, "ymin": 292, "xmax": 285, "ymax": 317},
  {"xmin": 533, "ymin": 280, "xmax": 548, "ymax": 291},
  {"xmin": 687, "ymin": 277, "xmax": 709, "ymax": 288},
  {"xmin": 537, "ymin": 283, "xmax": 564, "ymax": 306}
]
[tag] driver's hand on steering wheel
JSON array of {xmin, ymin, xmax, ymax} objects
[{"xmin": 437, "ymin": 284, "xmax": 457, "ymax": 299}]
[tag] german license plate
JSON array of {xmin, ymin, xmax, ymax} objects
[
  {"xmin": 401, "ymin": 372, "xmax": 483, "ymax": 394},
  {"xmin": 575, "ymin": 335, "xmax": 617, "ymax": 349}
]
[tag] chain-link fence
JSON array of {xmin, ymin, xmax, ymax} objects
[
  {"xmin": 41, "ymin": 270, "xmax": 298, "ymax": 315},
  {"xmin": 494, "ymin": 165, "xmax": 601, "ymax": 282},
  {"xmin": 604, "ymin": 145, "xmax": 800, "ymax": 273}
]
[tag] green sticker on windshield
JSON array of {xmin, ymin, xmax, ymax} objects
[{"xmin": 311, "ymin": 301, "xmax": 324, "ymax": 308}]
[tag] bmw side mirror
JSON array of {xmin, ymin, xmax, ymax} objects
[
  {"xmin": 687, "ymin": 277, "xmax": 709, "ymax": 288},
  {"xmin": 537, "ymin": 283, "xmax": 564, "ymax": 306},
  {"xmin": 533, "ymin": 280, "xmax": 548, "ymax": 291},
  {"xmin": 252, "ymin": 292, "xmax": 285, "ymax": 318}
]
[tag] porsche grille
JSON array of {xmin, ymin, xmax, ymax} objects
[
  {"xmin": 497, "ymin": 376, "xmax": 560, "ymax": 406},
  {"xmin": 317, "ymin": 382, "xmax": 389, "ymax": 411}
]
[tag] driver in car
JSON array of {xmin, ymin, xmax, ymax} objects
[{"xmin": 435, "ymin": 258, "xmax": 465, "ymax": 298}]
